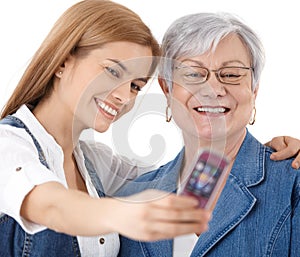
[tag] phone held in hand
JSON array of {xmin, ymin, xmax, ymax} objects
[{"xmin": 181, "ymin": 150, "xmax": 229, "ymax": 210}]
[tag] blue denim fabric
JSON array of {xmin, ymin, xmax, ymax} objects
[
  {"xmin": 117, "ymin": 131, "xmax": 300, "ymax": 257},
  {"xmin": 0, "ymin": 116, "xmax": 105, "ymax": 257}
]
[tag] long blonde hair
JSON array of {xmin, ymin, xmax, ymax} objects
[{"xmin": 1, "ymin": 0, "xmax": 160, "ymax": 118}]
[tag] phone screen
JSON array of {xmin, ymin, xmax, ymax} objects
[{"xmin": 182, "ymin": 150, "xmax": 228, "ymax": 209}]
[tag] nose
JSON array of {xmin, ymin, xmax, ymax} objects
[
  {"xmin": 200, "ymin": 73, "xmax": 226, "ymax": 98},
  {"xmin": 111, "ymin": 82, "xmax": 132, "ymax": 104}
]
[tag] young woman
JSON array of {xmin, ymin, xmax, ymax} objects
[{"xmin": 0, "ymin": 1, "xmax": 211, "ymax": 256}]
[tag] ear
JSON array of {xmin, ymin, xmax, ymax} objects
[
  {"xmin": 55, "ymin": 63, "xmax": 66, "ymax": 78},
  {"xmin": 158, "ymin": 77, "xmax": 170, "ymax": 97},
  {"xmin": 253, "ymin": 83, "xmax": 259, "ymax": 100},
  {"xmin": 55, "ymin": 54, "xmax": 73, "ymax": 78}
]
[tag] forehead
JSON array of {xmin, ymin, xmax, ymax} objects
[
  {"xmin": 89, "ymin": 42, "xmax": 153, "ymax": 74},
  {"xmin": 98, "ymin": 41, "xmax": 153, "ymax": 60},
  {"xmin": 178, "ymin": 34, "xmax": 251, "ymax": 67}
]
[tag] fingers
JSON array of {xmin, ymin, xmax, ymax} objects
[
  {"xmin": 269, "ymin": 136, "xmax": 300, "ymax": 169},
  {"xmin": 284, "ymin": 137, "xmax": 300, "ymax": 169},
  {"xmin": 123, "ymin": 189, "xmax": 199, "ymax": 208},
  {"xmin": 134, "ymin": 206, "xmax": 211, "ymax": 241},
  {"xmin": 267, "ymin": 136, "xmax": 286, "ymax": 151},
  {"xmin": 118, "ymin": 191, "xmax": 212, "ymax": 241},
  {"xmin": 148, "ymin": 204, "xmax": 211, "ymax": 223},
  {"xmin": 141, "ymin": 217, "xmax": 210, "ymax": 241},
  {"xmin": 292, "ymin": 156, "xmax": 300, "ymax": 170},
  {"xmin": 152, "ymin": 193, "xmax": 199, "ymax": 209},
  {"xmin": 142, "ymin": 195, "xmax": 211, "ymax": 240}
]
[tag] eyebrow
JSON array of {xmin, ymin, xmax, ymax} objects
[
  {"xmin": 222, "ymin": 60, "xmax": 248, "ymax": 67},
  {"xmin": 136, "ymin": 77, "xmax": 148, "ymax": 83},
  {"xmin": 107, "ymin": 58, "xmax": 148, "ymax": 83},
  {"xmin": 107, "ymin": 58, "xmax": 129, "ymax": 73},
  {"xmin": 180, "ymin": 59, "xmax": 248, "ymax": 67},
  {"xmin": 179, "ymin": 59, "xmax": 204, "ymax": 67}
]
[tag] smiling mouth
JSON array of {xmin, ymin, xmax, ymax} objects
[
  {"xmin": 194, "ymin": 107, "xmax": 229, "ymax": 114},
  {"xmin": 95, "ymin": 98, "xmax": 118, "ymax": 116}
]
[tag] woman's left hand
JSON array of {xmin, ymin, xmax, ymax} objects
[{"xmin": 266, "ymin": 136, "xmax": 300, "ymax": 169}]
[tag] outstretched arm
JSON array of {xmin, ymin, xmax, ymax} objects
[
  {"xmin": 20, "ymin": 182, "xmax": 211, "ymax": 241},
  {"xmin": 266, "ymin": 136, "xmax": 300, "ymax": 169}
]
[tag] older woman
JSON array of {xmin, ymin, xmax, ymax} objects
[{"xmin": 118, "ymin": 12, "xmax": 300, "ymax": 257}]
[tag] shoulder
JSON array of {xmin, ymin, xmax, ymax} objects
[
  {"xmin": 256, "ymin": 136, "xmax": 299, "ymax": 181},
  {"xmin": 133, "ymin": 150, "xmax": 183, "ymax": 182},
  {"xmin": 260, "ymin": 144, "xmax": 300, "ymax": 202},
  {"xmin": 263, "ymin": 144, "xmax": 297, "ymax": 175},
  {"xmin": 0, "ymin": 122, "xmax": 36, "ymax": 150},
  {"xmin": 233, "ymin": 132, "xmax": 299, "ymax": 188},
  {"xmin": 115, "ymin": 151, "xmax": 183, "ymax": 196}
]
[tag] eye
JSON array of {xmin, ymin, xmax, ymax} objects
[
  {"xmin": 104, "ymin": 66, "xmax": 120, "ymax": 78},
  {"xmin": 177, "ymin": 66, "xmax": 208, "ymax": 84},
  {"xmin": 220, "ymin": 73, "xmax": 241, "ymax": 78},
  {"xmin": 185, "ymin": 72, "xmax": 202, "ymax": 78},
  {"xmin": 219, "ymin": 67, "xmax": 247, "ymax": 81},
  {"xmin": 184, "ymin": 72, "xmax": 204, "ymax": 78},
  {"xmin": 182, "ymin": 71, "xmax": 207, "ymax": 84},
  {"xmin": 130, "ymin": 82, "xmax": 142, "ymax": 93}
]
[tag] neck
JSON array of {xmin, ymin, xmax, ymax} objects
[
  {"xmin": 180, "ymin": 128, "xmax": 247, "ymax": 181},
  {"xmin": 33, "ymin": 97, "xmax": 83, "ymax": 157}
]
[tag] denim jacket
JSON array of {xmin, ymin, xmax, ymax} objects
[
  {"xmin": 117, "ymin": 131, "xmax": 300, "ymax": 257},
  {"xmin": 0, "ymin": 116, "xmax": 105, "ymax": 257}
]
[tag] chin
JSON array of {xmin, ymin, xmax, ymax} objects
[
  {"xmin": 196, "ymin": 125, "xmax": 228, "ymax": 142},
  {"xmin": 93, "ymin": 122, "xmax": 110, "ymax": 133}
]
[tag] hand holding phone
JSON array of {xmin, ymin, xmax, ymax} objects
[{"xmin": 181, "ymin": 150, "xmax": 229, "ymax": 210}]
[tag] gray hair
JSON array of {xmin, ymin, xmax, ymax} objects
[{"xmin": 159, "ymin": 12, "xmax": 265, "ymax": 90}]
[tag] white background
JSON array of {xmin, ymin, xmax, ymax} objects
[{"xmin": 0, "ymin": 0, "xmax": 299, "ymax": 166}]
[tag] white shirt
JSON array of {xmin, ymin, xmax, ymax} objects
[
  {"xmin": 173, "ymin": 176, "xmax": 199, "ymax": 257},
  {"xmin": 173, "ymin": 234, "xmax": 199, "ymax": 257},
  {"xmin": 0, "ymin": 105, "xmax": 149, "ymax": 257}
]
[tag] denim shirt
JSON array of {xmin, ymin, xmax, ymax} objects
[
  {"xmin": 117, "ymin": 131, "xmax": 300, "ymax": 257},
  {"xmin": 0, "ymin": 116, "xmax": 105, "ymax": 257}
]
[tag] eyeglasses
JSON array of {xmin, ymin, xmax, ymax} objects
[{"xmin": 174, "ymin": 65, "xmax": 253, "ymax": 85}]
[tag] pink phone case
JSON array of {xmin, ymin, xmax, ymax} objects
[{"xmin": 181, "ymin": 150, "xmax": 229, "ymax": 209}]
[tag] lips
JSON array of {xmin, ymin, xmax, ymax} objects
[{"xmin": 94, "ymin": 98, "xmax": 118, "ymax": 116}]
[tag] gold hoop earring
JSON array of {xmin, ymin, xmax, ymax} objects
[
  {"xmin": 249, "ymin": 106, "xmax": 256, "ymax": 125},
  {"xmin": 165, "ymin": 105, "xmax": 172, "ymax": 122}
]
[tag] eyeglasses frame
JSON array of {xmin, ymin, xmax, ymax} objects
[{"xmin": 174, "ymin": 65, "xmax": 254, "ymax": 85}]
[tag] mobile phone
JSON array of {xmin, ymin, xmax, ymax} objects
[{"xmin": 181, "ymin": 150, "xmax": 229, "ymax": 209}]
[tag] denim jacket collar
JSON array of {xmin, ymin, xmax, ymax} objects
[
  {"xmin": 142, "ymin": 131, "xmax": 265, "ymax": 257},
  {"xmin": 230, "ymin": 130, "xmax": 265, "ymax": 187}
]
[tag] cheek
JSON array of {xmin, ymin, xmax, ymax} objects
[
  {"xmin": 171, "ymin": 85, "xmax": 191, "ymax": 113},
  {"xmin": 60, "ymin": 68, "xmax": 92, "ymax": 104},
  {"xmin": 171, "ymin": 84, "xmax": 192, "ymax": 104},
  {"xmin": 113, "ymin": 95, "xmax": 136, "ymax": 122},
  {"xmin": 67, "ymin": 82, "xmax": 91, "ymax": 113},
  {"xmin": 170, "ymin": 85, "xmax": 197, "ymax": 127},
  {"xmin": 124, "ymin": 97, "xmax": 136, "ymax": 113},
  {"xmin": 233, "ymin": 87, "xmax": 255, "ymax": 120}
]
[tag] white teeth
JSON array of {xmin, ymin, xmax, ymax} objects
[
  {"xmin": 97, "ymin": 101, "xmax": 118, "ymax": 116},
  {"xmin": 196, "ymin": 107, "xmax": 226, "ymax": 113}
]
